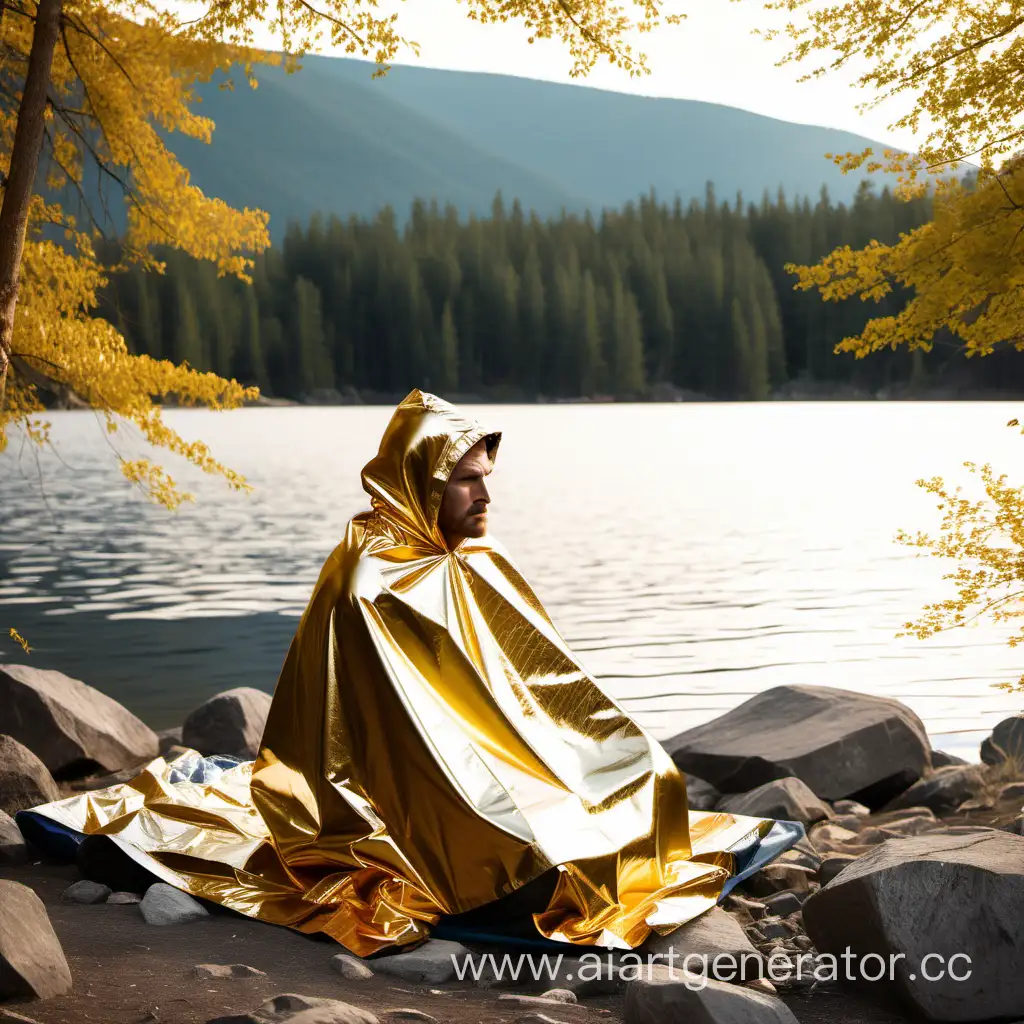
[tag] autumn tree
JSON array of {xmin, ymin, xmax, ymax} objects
[
  {"xmin": 769, "ymin": 0, "xmax": 1024, "ymax": 686},
  {"xmin": 0, "ymin": 0, "xmax": 684, "ymax": 508}
]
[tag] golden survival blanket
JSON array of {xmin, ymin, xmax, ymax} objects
[{"xmin": 24, "ymin": 390, "xmax": 796, "ymax": 956}]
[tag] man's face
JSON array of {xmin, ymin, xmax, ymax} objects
[{"xmin": 438, "ymin": 440, "xmax": 493, "ymax": 547}]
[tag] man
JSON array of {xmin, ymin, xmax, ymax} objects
[{"xmin": 23, "ymin": 390, "xmax": 795, "ymax": 956}]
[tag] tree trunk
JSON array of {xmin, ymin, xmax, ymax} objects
[{"xmin": 0, "ymin": 0, "xmax": 63, "ymax": 411}]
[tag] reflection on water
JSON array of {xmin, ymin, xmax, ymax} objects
[{"xmin": 2, "ymin": 402, "xmax": 1022, "ymax": 757}]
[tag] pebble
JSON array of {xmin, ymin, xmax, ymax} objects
[
  {"xmin": 382, "ymin": 1011, "xmax": 437, "ymax": 1022},
  {"xmin": 107, "ymin": 891, "xmax": 143, "ymax": 905},
  {"xmin": 62, "ymin": 880, "xmax": 112, "ymax": 904},
  {"xmin": 331, "ymin": 953, "xmax": 375, "ymax": 981},
  {"xmin": 191, "ymin": 963, "xmax": 266, "ymax": 979},
  {"xmin": 516, "ymin": 1016, "xmax": 570, "ymax": 1024},
  {"xmin": 538, "ymin": 989, "xmax": 577, "ymax": 1004}
]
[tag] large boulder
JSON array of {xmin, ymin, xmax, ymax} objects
[
  {"xmin": 0, "ymin": 733, "xmax": 60, "ymax": 813},
  {"xmin": 885, "ymin": 764, "xmax": 988, "ymax": 815},
  {"xmin": 0, "ymin": 664, "xmax": 158, "ymax": 776},
  {"xmin": 980, "ymin": 715, "xmax": 1024, "ymax": 769},
  {"xmin": 182, "ymin": 687, "xmax": 272, "ymax": 759},
  {"xmin": 717, "ymin": 777, "xmax": 830, "ymax": 825},
  {"xmin": 625, "ymin": 964, "xmax": 798, "ymax": 1023},
  {"xmin": 663, "ymin": 685, "xmax": 931, "ymax": 804},
  {"xmin": 803, "ymin": 831, "xmax": 1024, "ymax": 1021},
  {"xmin": 0, "ymin": 879, "xmax": 73, "ymax": 1000}
]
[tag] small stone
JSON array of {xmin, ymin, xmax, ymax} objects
[
  {"xmin": 818, "ymin": 854, "xmax": 858, "ymax": 885},
  {"xmin": 764, "ymin": 892, "xmax": 802, "ymax": 918},
  {"xmin": 758, "ymin": 916, "xmax": 789, "ymax": 940},
  {"xmin": 382, "ymin": 1012, "xmax": 436, "ymax": 1022},
  {"xmin": 0, "ymin": 808, "xmax": 27, "ymax": 863},
  {"xmin": 931, "ymin": 750, "xmax": 969, "ymax": 768},
  {"xmin": 887, "ymin": 764, "xmax": 988, "ymax": 815},
  {"xmin": 331, "ymin": 953, "xmax": 374, "ymax": 980},
  {"xmin": 641, "ymin": 906, "xmax": 764, "ymax": 980},
  {"xmin": 370, "ymin": 939, "xmax": 470, "ymax": 985},
  {"xmin": 62, "ymin": 879, "xmax": 112, "ymax": 904},
  {"xmin": 537, "ymin": 989, "xmax": 577, "ymax": 1004},
  {"xmin": 980, "ymin": 716, "xmax": 1024, "ymax": 768},
  {"xmin": 741, "ymin": 863, "xmax": 815, "ymax": 897},
  {"xmin": 827, "ymin": 813, "xmax": 864, "ymax": 831},
  {"xmin": 997, "ymin": 781, "xmax": 1024, "ymax": 804},
  {"xmin": 743, "ymin": 977, "xmax": 777, "ymax": 995},
  {"xmin": 958, "ymin": 796, "xmax": 994, "ymax": 812},
  {"xmin": 777, "ymin": 848, "xmax": 819, "ymax": 871},
  {"xmin": 516, "ymin": 1016, "xmax": 570, "ymax": 1024},
  {"xmin": 722, "ymin": 894, "xmax": 768, "ymax": 926},
  {"xmin": 499, "ymin": 993, "xmax": 576, "ymax": 1007},
  {"xmin": 718, "ymin": 777, "xmax": 831, "ymax": 825},
  {"xmin": 878, "ymin": 813, "xmax": 937, "ymax": 836},
  {"xmin": 831, "ymin": 799, "xmax": 870, "ymax": 816},
  {"xmin": 793, "ymin": 935, "xmax": 814, "ymax": 951},
  {"xmin": 192, "ymin": 963, "xmax": 266, "ymax": 979},
  {"xmin": 107, "ymin": 891, "xmax": 143, "ymax": 904},
  {"xmin": 806, "ymin": 822, "xmax": 859, "ymax": 853},
  {"xmin": 140, "ymin": 882, "xmax": 209, "ymax": 925}
]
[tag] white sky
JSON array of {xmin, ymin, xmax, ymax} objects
[{"xmin": 294, "ymin": 0, "xmax": 922, "ymax": 150}]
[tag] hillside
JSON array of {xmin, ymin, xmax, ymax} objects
[{"xmin": 168, "ymin": 55, "xmax": 901, "ymax": 238}]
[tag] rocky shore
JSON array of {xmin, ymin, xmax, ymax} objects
[{"xmin": 2, "ymin": 664, "xmax": 1023, "ymax": 1024}]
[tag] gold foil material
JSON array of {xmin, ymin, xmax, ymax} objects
[{"xmin": 33, "ymin": 390, "xmax": 773, "ymax": 955}]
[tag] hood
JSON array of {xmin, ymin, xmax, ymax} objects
[{"xmin": 360, "ymin": 389, "xmax": 501, "ymax": 551}]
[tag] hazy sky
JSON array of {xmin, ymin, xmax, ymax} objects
[{"xmin": 288, "ymin": 1, "xmax": 922, "ymax": 150}]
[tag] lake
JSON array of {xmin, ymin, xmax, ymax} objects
[{"xmin": 1, "ymin": 401, "xmax": 1022, "ymax": 759}]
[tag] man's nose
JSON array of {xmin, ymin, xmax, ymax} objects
[{"xmin": 476, "ymin": 479, "xmax": 490, "ymax": 505}]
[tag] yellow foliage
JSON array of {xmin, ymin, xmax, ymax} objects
[
  {"xmin": 1, "ymin": 0, "xmax": 678, "ymax": 508},
  {"xmin": 762, "ymin": 1, "xmax": 1024, "ymax": 677},
  {"xmin": 8, "ymin": 628, "xmax": 31, "ymax": 654}
]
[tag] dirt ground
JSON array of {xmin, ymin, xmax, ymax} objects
[{"xmin": 1, "ymin": 862, "xmax": 919, "ymax": 1024}]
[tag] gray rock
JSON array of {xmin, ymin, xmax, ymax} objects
[
  {"xmin": 663, "ymin": 684, "xmax": 931, "ymax": 803},
  {"xmin": 193, "ymin": 963, "xmax": 266, "ymax": 979},
  {"xmin": 640, "ymin": 906, "xmax": 764, "ymax": 980},
  {"xmin": 931, "ymin": 750, "xmax": 969, "ymax": 768},
  {"xmin": 886, "ymin": 764, "xmax": 988, "ymax": 815},
  {"xmin": 516, "ymin": 1016, "xmax": 570, "ymax": 1024},
  {"xmin": 826, "ymin": 813, "xmax": 864, "ymax": 831},
  {"xmin": 878, "ymin": 813, "xmax": 937, "ymax": 837},
  {"xmin": 817, "ymin": 855, "xmax": 857, "ymax": 885},
  {"xmin": 685, "ymin": 774, "xmax": 720, "ymax": 811},
  {"xmin": 0, "ymin": 807, "xmax": 27, "ymax": 863},
  {"xmin": 0, "ymin": 733, "xmax": 60, "ymax": 814},
  {"xmin": 717, "ymin": 777, "xmax": 830, "ymax": 825},
  {"xmin": 381, "ymin": 1013, "xmax": 435, "ymax": 1022},
  {"xmin": 0, "ymin": 664, "xmax": 158, "ymax": 775},
  {"xmin": 498, "ymin": 992, "xmax": 577, "ymax": 1007},
  {"xmin": 182, "ymin": 687, "xmax": 272, "ymax": 759},
  {"xmin": 157, "ymin": 727, "xmax": 184, "ymax": 756},
  {"xmin": 803, "ymin": 831, "xmax": 1024, "ymax": 1021},
  {"xmin": 806, "ymin": 821, "xmax": 859, "ymax": 853},
  {"xmin": 722, "ymin": 894, "xmax": 768, "ymax": 924},
  {"xmin": 107, "ymin": 891, "xmax": 143, "ymax": 904},
  {"xmin": 370, "ymin": 939, "xmax": 470, "ymax": 985},
  {"xmin": 625, "ymin": 964, "xmax": 799, "ymax": 1023},
  {"xmin": 140, "ymin": 882, "xmax": 209, "ymax": 925},
  {"xmin": 831, "ymin": 799, "xmax": 870, "ymax": 816},
  {"xmin": 981, "ymin": 716, "xmax": 1024, "ymax": 769},
  {"xmin": 997, "ymin": 781, "xmax": 1024, "ymax": 804},
  {"xmin": 763, "ymin": 892, "xmax": 802, "ymax": 918},
  {"xmin": 0, "ymin": 879, "xmax": 73, "ymax": 1000},
  {"xmin": 206, "ymin": 993, "xmax": 377, "ymax": 1024},
  {"xmin": 331, "ymin": 954, "xmax": 374, "ymax": 980},
  {"xmin": 741, "ymin": 864, "xmax": 815, "ymax": 897},
  {"xmin": 538, "ymin": 989, "xmax": 576, "ymax": 1003},
  {"xmin": 62, "ymin": 879, "xmax": 112, "ymax": 904}
]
